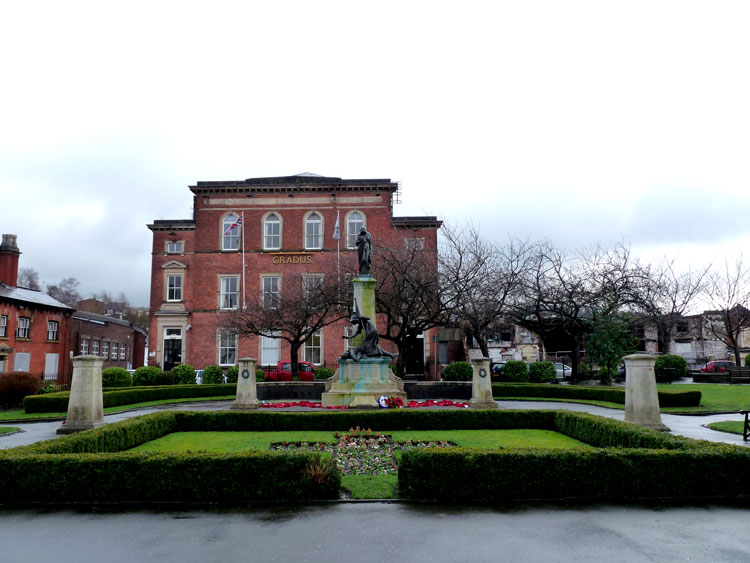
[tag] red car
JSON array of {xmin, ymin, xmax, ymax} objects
[
  {"xmin": 701, "ymin": 361, "xmax": 735, "ymax": 373},
  {"xmin": 266, "ymin": 361, "xmax": 317, "ymax": 381}
]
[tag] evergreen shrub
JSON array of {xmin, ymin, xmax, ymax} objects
[
  {"xmin": 154, "ymin": 371, "xmax": 176, "ymax": 385},
  {"xmin": 132, "ymin": 366, "xmax": 162, "ymax": 386},
  {"xmin": 0, "ymin": 372, "xmax": 42, "ymax": 408},
  {"xmin": 102, "ymin": 367, "xmax": 132, "ymax": 388},
  {"xmin": 529, "ymin": 361, "xmax": 556, "ymax": 383},
  {"xmin": 226, "ymin": 366, "xmax": 239, "ymax": 383},
  {"xmin": 746, "ymin": 355, "xmax": 750, "ymax": 367},
  {"xmin": 504, "ymin": 361, "xmax": 529, "ymax": 382},
  {"xmin": 655, "ymin": 355, "xmax": 688, "ymax": 379},
  {"xmin": 256, "ymin": 369, "xmax": 265, "ymax": 382},
  {"xmin": 202, "ymin": 365, "xmax": 224, "ymax": 385},
  {"xmin": 314, "ymin": 367, "xmax": 334, "ymax": 380},
  {"xmin": 442, "ymin": 361, "xmax": 473, "ymax": 381},
  {"xmin": 171, "ymin": 364, "xmax": 197, "ymax": 385}
]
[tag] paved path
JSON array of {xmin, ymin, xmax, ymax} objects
[{"xmin": 1, "ymin": 399, "xmax": 748, "ymax": 449}]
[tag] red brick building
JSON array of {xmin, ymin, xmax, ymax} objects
[
  {"xmin": 70, "ymin": 311, "xmax": 147, "ymax": 371},
  {"xmin": 0, "ymin": 234, "xmax": 73, "ymax": 380},
  {"xmin": 147, "ymin": 174, "xmax": 441, "ymax": 376}
]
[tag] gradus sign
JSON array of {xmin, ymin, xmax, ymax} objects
[{"xmin": 270, "ymin": 253, "xmax": 313, "ymax": 265}]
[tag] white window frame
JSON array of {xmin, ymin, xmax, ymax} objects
[
  {"xmin": 102, "ymin": 341, "xmax": 110, "ymax": 358},
  {"xmin": 219, "ymin": 276, "xmax": 240, "ymax": 310},
  {"xmin": 261, "ymin": 275, "xmax": 280, "ymax": 309},
  {"xmin": 47, "ymin": 320, "xmax": 59, "ymax": 341},
  {"xmin": 166, "ymin": 240, "xmax": 184, "ymax": 254},
  {"xmin": 346, "ymin": 211, "xmax": 365, "ymax": 249},
  {"xmin": 120, "ymin": 344, "xmax": 126, "ymax": 360},
  {"xmin": 81, "ymin": 338, "xmax": 89, "ymax": 355},
  {"xmin": 261, "ymin": 332, "xmax": 281, "ymax": 366},
  {"xmin": 264, "ymin": 213, "xmax": 281, "ymax": 250},
  {"xmin": 302, "ymin": 274, "xmax": 324, "ymax": 299},
  {"xmin": 0, "ymin": 315, "xmax": 8, "ymax": 337},
  {"xmin": 112, "ymin": 342, "xmax": 119, "ymax": 360},
  {"xmin": 305, "ymin": 212, "xmax": 323, "ymax": 250},
  {"xmin": 91, "ymin": 340, "xmax": 100, "ymax": 356},
  {"xmin": 303, "ymin": 329, "xmax": 323, "ymax": 365},
  {"xmin": 405, "ymin": 238, "xmax": 425, "ymax": 251},
  {"xmin": 167, "ymin": 274, "xmax": 183, "ymax": 302},
  {"xmin": 16, "ymin": 317, "xmax": 30, "ymax": 339},
  {"xmin": 222, "ymin": 213, "xmax": 240, "ymax": 251},
  {"xmin": 219, "ymin": 330, "xmax": 237, "ymax": 366}
]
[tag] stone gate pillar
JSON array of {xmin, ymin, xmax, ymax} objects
[
  {"xmin": 470, "ymin": 357, "xmax": 498, "ymax": 409},
  {"xmin": 57, "ymin": 355, "xmax": 105, "ymax": 434},
  {"xmin": 623, "ymin": 354, "xmax": 670, "ymax": 431},
  {"xmin": 231, "ymin": 357, "xmax": 261, "ymax": 410}
]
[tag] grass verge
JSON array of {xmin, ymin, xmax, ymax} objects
[
  {"xmin": 342, "ymin": 475, "xmax": 398, "ymax": 499},
  {"xmin": 0, "ymin": 427, "xmax": 21, "ymax": 434},
  {"xmin": 706, "ymin": 421, "xmax": 745, "ymax": 435}
]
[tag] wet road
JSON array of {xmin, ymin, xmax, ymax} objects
[{"xmin": 1, "ymin": 502, "xmax": 750, "ymax": 562}]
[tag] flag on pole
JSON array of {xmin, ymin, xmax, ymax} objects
[
  {"xmin": 332, "ymin": 211, "xmax": 340, "ymax": 240},
  {"xmin": 224, "ymin": 215, "xmax": 243, "ymax": 236}
]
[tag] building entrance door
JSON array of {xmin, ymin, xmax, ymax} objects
[{"xmin": 163, "ymin": 328, "xmax": 183, "ymax": 371}]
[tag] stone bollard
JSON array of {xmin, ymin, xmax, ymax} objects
[
  {"xmin": 231, "ymin": 357, "xmax": 261, "ymax": 410},
  {"xmin": 470, "ymin": 357, "xmax": 498, "ymax": 409},
  {"xmin": 623, "ymin": 354, "xmax": 670, "ymax": 431},
  {"xmin": 57, "ymin": 355, "xmax": 105, "ymax": 434}
]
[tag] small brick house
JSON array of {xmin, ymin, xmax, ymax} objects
[
  {"xmin": 147, "ymin": 174, "xmax": 442, "ymax": 377},
  {"xmin": 70, "ymin": 310, "xmax": 147, "ymax": 371},
  {"xmin": 0, "ymin": 234, "xmax": 73, "ymax": 381}
]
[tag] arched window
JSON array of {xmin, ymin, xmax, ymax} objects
[
  {"xmin": 346, "ymin": 211, "xmax": 365, "ymax": 248},
  {"xmin": 305, "ymin": 212, "xmax": 322, "ymax": 249},
  {"xmin": 264, "ymin": 213, "xmax": 281, "ymax": 250},
  {"xmin": 222, "ymin": 213, "xmax": 240, "ymax": 251}
]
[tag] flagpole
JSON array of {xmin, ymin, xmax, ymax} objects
[
  {"xmin": 241, "ymin": 211, "xmax": 246, "ymax": 310},
  {"xmin": 336, "ymin": 210, "xmax": 340, "ymax": 286}
]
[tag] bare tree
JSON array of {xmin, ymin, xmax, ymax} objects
[
  {"xmin": 439, "ymin": 224, "xmax": 533, "ymax": 358},
  {"xmin": 702, "ymin": 257, "xmax": 750, "ymax": 365},
  {"xmin": 17, "ymin": 267, "xmax": 40, "ymax": 290},
  {"xmin": 634, "ymin": 258, "xmax": 709, "ymax": 353},
  {"xmin": 223, "ymin": 268, "xmax": 350, "ymax": 379},
  {"xmin": 373, "ymin": 238, "xmax": 448, "ymax": 376},
  {"xmin": 46, "ymin": 277, "xmax": 82, "ymax": 308}
]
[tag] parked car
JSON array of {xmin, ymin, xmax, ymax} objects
[
  {"xmin": 491, "ymin": 362, "xmax": 506, "ymax": 376},
  {"xmin": 266, "ymin": 361, "xmax": 317, "ymax": 381},
  {"xmin": 701, "ymin": 361, "xmax": 735, "ymax": 373},
  {"xmin": 553, "ymin": 362, "xmax": 572, "ymax": 379}
]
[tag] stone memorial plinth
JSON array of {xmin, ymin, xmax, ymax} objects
[
  {"xmin": 57, "ymin": 355, "xmax": 105, "ymax": 434},
  {"xmin": 231, "ymin": 357, "xmax": 261, "ymax": 410},
  {"xmin": 322, "ymin": 357, "xmax": 406, "ymax": 408},
  {"xmin": 470, "ymin": 357, "xmax": 498, "ymax": 409},
  {"xmin": 623, "ymin": 353, "xmax": 670, "ymax": 431}
]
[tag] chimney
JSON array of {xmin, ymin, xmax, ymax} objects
[{"xmin": 0, "ymin": 234, "xmax": 21, "ymax": 287}]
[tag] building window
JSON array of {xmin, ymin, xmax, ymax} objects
[
  {"xmin": 112, "ymin": 342, "xmax": 119, "ymax": 360},
  {"xmin": 167, "ymin": 274, "xmax": 183, "ymax": 302},
  {"xmin": 264, "ymin": 213, "xmax": 281, "ymax": 250},
  {"xmin": 261, "ymin": 332, "xmax": 281, "ymax": 365},
  {"xmin": 219, "ymin": 276, "xmax": 239, "ymax": 310},
  {"xmin": 305, "ymin": 212, "xmax": 322, "ymax": 249},
  {"xmin": 167, "ymin": 241, "xmax": 184, "ymax": 254},
  {"xmin": 346, "ymin": 211, "xmax": 365, "ymax": 248},
  {"xmin": 92, "ymin": 340, "xmax": 100, "ymax": 356},
  {"xmin": 219, "ymin": 331, "xmax": 237, "ymax": 366},
  {"xmin": 0, "ymin": 315, "xmax": 7, "ymax": 337},
  {"xmin": 304, "ymin": 329, "xmax": 322, "ymax": 365},
  {"xmin": 302, "ymin": 274, "xmax": 324, "ymax": 298},
  {"xmin": 262, "ymin": 275, "xmax": 280, "ymax": 309},
  {"xmin": 81, "ymin": 338, "xmax": 89, "ymax": 355},
  {"xmin": 405, "ymin": 238, "xmax": 424, "ymax": 251},
  {"xmin": 47, "ymin": 321, "xmax": 59, "ymax": 341},
  {"xmin": 120, "ymin": 345, "xmax": 126, "ymax": 360},
  {"xmin": 16, "ymin": 317, "xmax": 30, "ymax": 339},
  {"xmin": 222, "ymin": 213, "xmax": 240, "ymax": 251},
  {"xmin": 102, "ymin": 341, "xmax": 110, "ymax": 358}
]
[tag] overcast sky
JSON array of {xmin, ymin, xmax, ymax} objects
[{"xmin": 2, "ymin": 1, "xmax": 749, "ymax": 307}]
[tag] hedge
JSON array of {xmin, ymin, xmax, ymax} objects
[
  {"xmin": 529, "ymin": 361, "xmax": 556, "ymax": 383},
  {"xmin": 102, "ymin": 368, "xmax": 132, "ymax": 388},
  {"xmin": 4, "ymin": 409, "xmax": 750, "ymax": 503},
  {"xmin": 442, "ymin": 362, "xmax": 473, "ymax": 381},
  {"xmin": 504, "ymin": 361, "xmax": 529, "ymax": 382},
  {"xmin": 23, "ymin": 384, "xmax": 238, "ymax": 413},
  {"xmin": 492, "ymin": 383, "xmax": 701, "ymax": 408},
  {"xmin": 655, "ymin": 355, "xmax": 689, "ymax": 379}
]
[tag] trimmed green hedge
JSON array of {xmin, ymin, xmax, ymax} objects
[
  {"xmin": 102, "ymin": 368, "xmax": 132, "ymax": 388},
  {"xmin": 504, "ymin": 361, "xmax": 529, "ymax": 382},
  {"xmin": 529, "ymin": 361, "xmax": 556, "ymax": 383},
  {"xmin": 492, "ymin": 383, "xmax": 701, "ymax": 408},
  {"xmin": 23, "ymin": 384, "xmax": 237, "ymax": 413},
  {"xmin": 442, "ymin": 361, "xmax": 473, "ymax": 382}
]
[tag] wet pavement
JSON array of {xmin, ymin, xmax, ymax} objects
[
  {"xmin": 2, "ymin": 398, "xmax": 748, "ymax": 449},
  {"xmin": 2, "ymin": 502, "xmax": 750, "ymax": 562}
]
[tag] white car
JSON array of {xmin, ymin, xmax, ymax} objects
[{"xmin": 553, "ymin": 362, "xmax": 572, "ymax": 379}]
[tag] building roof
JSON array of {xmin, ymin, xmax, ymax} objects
[
  {"xmin": 147, "ymin": 219, "xmax": 196, "ymax": 232},
  {"xmin": 189, "ymin": 174, "xmax": 398, "ymax": 195},
  {"xmin": 72, "ymin": 310, "xmax": 133, "ymax": 329},
  {"xmin": 392, "ymin": 216, "xmax": 443, "ymax": 229},
  {"xmin": 0, "ymin": 282, "xmax": 72, "ymax": 311}
]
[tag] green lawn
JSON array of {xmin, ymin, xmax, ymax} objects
[
  {"xmin": 706, "ymin": 420, "xmax": 745, "ymax": 435},
  {"xmin": 342, "ymin": 475, "xmax": 398, "ymax": 499},
  {"xmin": 0, "ymin": 426, "xmax": 20, "ymax": 434},
  {"xmin": 128, "ymin": 429, "xmax": 592, "ymax": 453}
]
